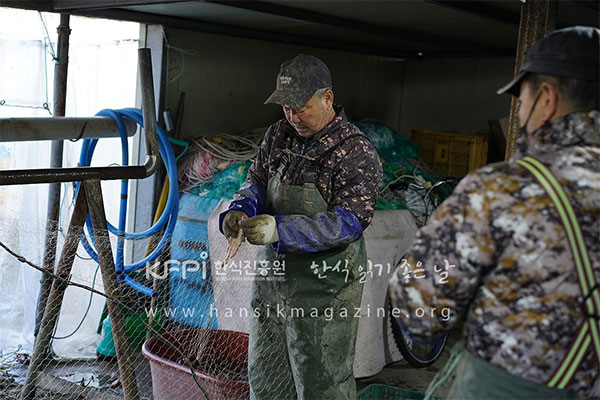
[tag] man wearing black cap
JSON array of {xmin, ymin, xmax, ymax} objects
[
  {"xmin": 220, "ymin": 54, "xmax": 382, "ymax": 399},
  {"xmin": 388, "ymin": 26, "xmax": 599, "ymax": 398}
]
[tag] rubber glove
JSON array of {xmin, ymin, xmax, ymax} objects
[
  {"xmin": 222, "ymin": 210, "xmax": 248, "ymax": 238},
  {"xmin": 239, "ymin": 214, "xmax": 279, "ymax": 245}
]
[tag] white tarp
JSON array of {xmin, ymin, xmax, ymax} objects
[
  {"xmin": 355, "ymin": 209, "xmax": 419, "ymax": 377},
  {"xmin": 0, "ymin": 9, "xmax": 139, "ymax": 359}
]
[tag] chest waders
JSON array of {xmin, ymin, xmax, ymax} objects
[{"xmin": 248, "ymin": 147, "xmax": 367, "ymax": 400}]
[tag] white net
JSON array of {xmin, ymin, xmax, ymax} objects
[
  {"xmin": 0, "ymin": 132, "xmax": 418, "ymax": 399},
  {"xmin": 0, "ymin": 203, "xmax": 416, "ymax": 399}
]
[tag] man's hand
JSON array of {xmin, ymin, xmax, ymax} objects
[
  {"xmin": 240, "ymin": 214, "xmax": 279, "ymax": 245},
  {"xmin": 222, "ymin": 210, "xmax": 248, "ymax": 238}
]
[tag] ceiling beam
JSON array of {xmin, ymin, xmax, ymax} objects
[
  {"xmin": 572, "ymin": 0, "xmax": 599, "ymax": 12},
  {"xmin": 78, "ymin": 7, "xmax": 507, "ymax": 59},
  {"xmin": 0, "ymin": 0, "xmax": 513, "ymax": 58},
  {"xmin": 52, "ymin": 0, "xmax": 190, "ymax": 11},
  {"xmin": 209, "ymin": 0, "xmax": 511, "ymax": 54},
  {"xmin": 76, "ymin": 8, "xmax": 417, "ymax": 59},
  {"xmin": 424, "ymin": 0, "xmax": 520, "ymax": 26},
  {"xmin": 0, "ymin": 0, "xmax": 54, "ymax": 12}
]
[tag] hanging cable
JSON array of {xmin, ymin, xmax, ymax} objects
[
  {"xmin": 191, "ymin": 133, "xmax": 261, "ymax": 162},
  {"xmin": 52, "ymin": 264, "xmax": 100, "ymax": 340},
  {"xmin": 161, "ymin": 28, "xmax": 197, "ymax": 84},
  {"xmin": 38, "ymin": 11, "xmax": 56, "ymax": 60}
]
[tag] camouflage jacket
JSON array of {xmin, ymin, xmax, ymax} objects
[
  {"xmin": 222, "ymin": 105, "xmax": 382, "ymax": 253},
  {"xmin": 389, "ymin": 111, "xmax": 599, "ymax": 397}
]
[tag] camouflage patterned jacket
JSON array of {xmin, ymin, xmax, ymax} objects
[
  {"xmin": 389, "ymin": 111, "xmax": 599, "ymax": 397},
  {"xmin": 220, "ymin": 105, "xmax": 382, "ymax": 254}
]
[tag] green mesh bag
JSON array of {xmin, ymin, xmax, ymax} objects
[{"xmin": 189, "ymin": 161, "xmax": 251, "ymax": 199}]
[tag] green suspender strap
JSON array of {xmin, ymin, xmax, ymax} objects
[{"xmin": 517, "ymin": 156, "xmax": 600, "ymax": 389}]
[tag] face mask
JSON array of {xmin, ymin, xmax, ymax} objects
[{"xmin": 520, "ymin": 90, "xmax": 542, "ymax": 136}]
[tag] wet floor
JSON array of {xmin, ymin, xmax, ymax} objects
[
  {"xmin": 3, "ymin": 328, "xmax": 461, "ymax": 399},
  {"xmin": 356, "ymin": 327, "xmax": 462, "ymax": 398}
]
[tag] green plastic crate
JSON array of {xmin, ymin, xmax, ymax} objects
[{"xmin": 358, "ymin": 384, "xmax": 442, "ymax": 400}]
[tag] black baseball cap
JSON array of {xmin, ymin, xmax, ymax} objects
[
  {"xmin": 497, "ymin": 26, "xmax": 600, "ymax": 97},
  {"xmin": 264, "ymin": 54, "xmax": 332, "ymax": 109}
]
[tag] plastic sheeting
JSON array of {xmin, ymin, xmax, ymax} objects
[
  {"xmin": 0, "ymin": 12, "xmax": 139, "ymax": 359},
  {"xmin": 208, "ymin": 200, "xmax": 256, "ymax": 335},
  {"xmin": 355, "ymin": 209, "xmax": 419, "ymax": 377}
]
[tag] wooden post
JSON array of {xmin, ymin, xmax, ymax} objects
[
  {"xmin": 21, "ymin": 187, "xmax": 88, "ymax": 400},
  {"xmin": 85, "ymin": 180, "xmax": 141, "ymax": 400},
  {"xmin": 505, "ymin": 0, "xmax": 558, "ymax": 160}
]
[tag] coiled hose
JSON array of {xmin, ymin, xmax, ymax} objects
[{"xmin": 77, "ymin": 108, "xmax": 179, "ymax": 297}]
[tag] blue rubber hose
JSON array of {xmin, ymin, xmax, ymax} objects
[{"xmin": 77, "ymin": 108, "xmax": 179, "ymax": 297}]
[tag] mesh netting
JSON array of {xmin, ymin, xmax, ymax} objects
[
  {"xmin": 0, "ymin": 128, "xmax": 417, "ymax": 400},
  {"xmin": 0, "ymin": 189, "xmax": 414, "ymax": 399}
]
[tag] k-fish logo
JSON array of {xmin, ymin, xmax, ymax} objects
[{"xmin": 279, "ymin": 75, "xmax": 292, "ymax": 85}]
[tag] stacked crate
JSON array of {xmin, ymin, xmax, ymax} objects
[{"xmin": 411, "ymin": 129, "xmax": 489, "ymax": 177}]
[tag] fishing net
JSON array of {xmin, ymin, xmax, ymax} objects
[
  {"xmin": 0, "ymin": 122, "xmax": 422, "ymax": 400},
  {"xmin": 357, "ymin": 120, "xmax": 456, "ymax": 224},
  {"xmin": 0, "ymin": 174, "xmax": 416, "ymax": 400},
  {"xmin": 0, "ymin": 191, "xmax": 413, "ymax": 399}
]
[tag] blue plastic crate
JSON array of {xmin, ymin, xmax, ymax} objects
[
  {"xmin": 169, "ymin": 194, "xmax": 221, "ymax": 327},
  {"xmin": 169, "ymin": 278, "xmax": 218, "ymax": 328}
]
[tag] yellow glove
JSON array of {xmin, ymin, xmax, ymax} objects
[
  {"xmin": 222, "ymin": 210, "xmax": 248, "ymax": 238},
  {"xmin": 240, "ymin": 214, "xmax": 279, "ymax": 245}
]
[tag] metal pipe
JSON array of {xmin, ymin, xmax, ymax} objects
[
  {"xmin": 21, "ymin": 187, "xmax": 89, "ymax": 400},
  {"xmin": 0, "ymin": 48, "xmax": 160, "ymax": 186},
  {"xmin": 85, "ymin": 180, "xmax": 140, "ymax": 400},
  {"xmin": 17, "ymin": 43, "xmax": 159, "ymax": 400},
  {"xmin": 34, "ymin": 12, "xmax": 70, "ymax": 349},
  {"xmin": 54, "ymin": 14, "xmax": 70, "ymax": 117},
  {"xmin": 0, "ymin": 117, "xmax": 137, "ymax": 142},
  {"xmin": 138, "ymin": 48, "xmax": 161, "ymax": 176},
  {"xmin": 33, "ymin": 140, "xmax": 63, "ymax": 338},
  {"xmin": 0, "ymin": 165, "xmax": 149, "ymax": 185}
]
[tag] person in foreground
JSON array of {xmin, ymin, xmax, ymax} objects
[
  {"xmin": 220, "ymin": 54, "xmax": 382, "ymax": 399},
  {"xmin": 389, "ymin": 26, "xmax": 599, "ymax": 399}
]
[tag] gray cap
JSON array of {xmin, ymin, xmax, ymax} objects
[
  {"xmin": 497, "ymin": 26, "xmax": 600, "ymax": 97},
  {"xmin": 264, "ymin": 54, "xmax": 332, "ymax": 108}
]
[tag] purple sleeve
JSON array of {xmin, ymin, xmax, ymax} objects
[
  {"xmin": 218, "ymin": 125, "xmax": 274, "ymax": 235},
  {"xmin": 218, "ymin": 182, "xmax": 266, "ymax": 234},
  {"xmin": 273, "ymin": 206, "xmax": 363, "ymax": 254}
]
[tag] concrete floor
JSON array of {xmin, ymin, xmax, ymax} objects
[
  {"xmin": 356, "ymin": 327, "xmax": 462, "ymax": 399},
  {"xmin": 3, "ymin": 352, "xmax": 154, "ymax": 400},
  {"xmin": 3, "ymin": 328, "xmax": 462, "ymax": 399}
]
